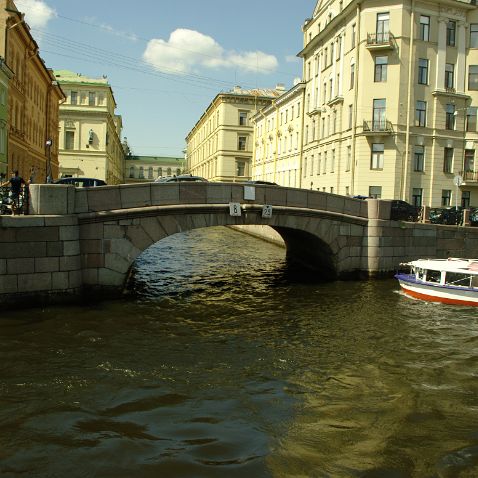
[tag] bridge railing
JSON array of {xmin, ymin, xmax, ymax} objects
[{"xmin": 0, "ymin": 185, "xmax": 29, "ymax": 215}]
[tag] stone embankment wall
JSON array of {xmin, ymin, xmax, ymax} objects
[{"xmin": 0, "ymin": 215, "xmax": 82, "ymax": 306}]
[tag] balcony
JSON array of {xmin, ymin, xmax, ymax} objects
[
  {"xmin": 432, "ymin": 88, "xmax": 470, "ymax": 100},
  {"xmin": 366, "ymin": 32, "xmax": 395, "ymax": 50},
  {"xmin": 461, "ymin": 170, "xmax": 478, "ymax": 183},
  {"xmin": 362, "ymin": 119, "xmax": 393, "ymax": 135}
]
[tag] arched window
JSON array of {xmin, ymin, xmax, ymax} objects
[
  {"xmin": 148, "ymin": 167, "xmax": 153, "ymax": 179},
  {"xmin": 139, "ymin": 166, "xmax": 144, "ymax": 178},
  {"xmin": 129, "ymin": 166, "xmax": 135, "ymax": 178},
  {"xmin": 157, "ymin": 167, "xmax": 162, "ymax": 177},
  {"xmin": 176, "ymin": 168, "xmax": 181, "ymax": 175},
  {"xmin": 167, "ymin": 167, "xmax": 172, "ymax": 176}
]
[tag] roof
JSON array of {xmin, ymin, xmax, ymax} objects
[
  {"xmin": 54, "ymin": 70, "xmax": 110, "ymax": 86},
  {"xmin": 407, "ymin": 258, "xmax": 478, "ymax": 275}
]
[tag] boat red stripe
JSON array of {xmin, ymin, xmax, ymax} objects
[{"xmin": 400, "ymin": 286, "xmax": 478, "ymax": 306}]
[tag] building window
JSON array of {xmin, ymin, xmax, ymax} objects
[
  {"xmin": 416, "ymin": 100, "xmax": 427, "ymax": 126},
  {"xmin": 471, "ymin": 24, "xmax": 478, "ymax": 48},
  {"xmin": 418, "ymin": 59, "xmax": 429, "ymax": 85},
  {"xmin": 376, "ymin": 13, "xmax": 390, "ymax": 43},
  {"xmin": 412, "ymin": 188, "xmax": 423, "ymax": 207},
  {"xmin": 346, "ymin": 145, "xmax": 352, "ymax": 171},
  {"xmin": 462, "ymin": 191, "xmax": 471, "ymax": 208},
  {"xmin": 303, "ymin": 157, "xmax": 307, "ymax": 178},
  {"xmin": 88, "ymin": 92, "xmax": 96, "ymax": 106},
  {"xmin": 420, "ymin": 15, "xmax": 430, "ymax": 41},
  {"xmin": 148, "ymin": 167, "xmax": 153, "ymax": 179},
  {"xmin": 65, "ymin": 131, "xmax": 74, "ymax": 150},
  {"xmin": 348, "ymin": 104, "xmax": 353, "ymax": 129},
  {"xmin": 371, "ymin": 143, "xmax": 384, "ymax": 170},
  {"xmin": 369, "ymin": 186, "xmax": 382, "ymax": 198},
  {"xmin": 468, "ymin": 65, "xmax": 478, "ymax": 90},
  {"xmin": 331, "ymin": 149, "xmax": 335, "ymax": 172},
  {"xmin": 414, "ymin": 145, "xmax": 425, "ymax": 171},
  {"xmin": 351, "ymin": 24, "xmax": 356, "ymax": 48},
  {"xmin": 447, "ymin": 21, "xmax": 456, "ymax": 47},
  {"xmin": 350, "ymin": 63, "xmax": 355, "ymax": 89},
  {"xmin": 444, "ymin": 147, "xmax": 453, "ymax": 173},
  {"xmin": 442, "ymin": 189, "xmax": 452, "ymax": 206},
  {"xmin": 158, "ymin": 167, "xmax": 162, "ymax": 177},
  {"xmin": 239, "ymin": 111, "xmax": 247, "ymax": 126},
  {"xmin": 445, "ymin": 63, "xmax": 454, "ymax": 89},
  {"xmin": 446, "ymin": 104, "xmax": 455, "ymax": 130},
  {"xmin": 372, "ymin": 98, "xmax": 386, "ymax": 130},
  {"xmin": 465, "ymin": 149, "xmax": 475, "ymax": 172},
  {"xmin": 467, "ymin": 107, "xmax": 477, "ymax": 132},
  {"xmin": 238, "ymin": 136, "xmax": 247, "ymax": 151},
  {"xmin": 70, "ymin": 91, "xmax": 78, "ymax": 105},
  {"xmin": 129, "ymin": 166, "xmax": 135, "ymax": 178},
  {"xmin": 323, "ymin": 151, "xmax": 327, "ymax": 174},
  {"xmin": 236, "ymin": 160, "xmax": 246, "ymax": 176},
  {"xmin": 374, "ymin": 56, "xmax": 388, "ymax": 82}
]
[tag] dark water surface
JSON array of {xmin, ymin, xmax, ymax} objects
[{"xmin": 1, "ymin": 227, "xmax": 478, "ymax": 477}]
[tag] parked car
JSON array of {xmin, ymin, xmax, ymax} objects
[
  {"xmin": 54, "ymin": 177, "xmax": 107, "ymax": 187},
  {"xmin": 470, "ymin": 207, "xmax": 478, "ymax": 226},
  {"xmin": 429, "ymin": 207, "xmax": 463, "ymax": 225},
  {"xmin": 244, "ymin": 180, "xmax": 278, "ymax": 186},
  {"xmin": 154, "ymin": 174, "xmax": 208, "ymax": 183},
  {"xmin": 390, "ymin": 200, "xmax": 420, "ymax": 221}
]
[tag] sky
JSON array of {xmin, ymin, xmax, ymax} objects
[{"xmin": 18, "ymin": 0, "xmax": 314, "ymax": 157}]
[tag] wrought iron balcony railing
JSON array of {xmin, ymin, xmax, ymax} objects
[
  {"xmin": 363, "ymin": 119, "xmax": 393, "ymax": 133},
  {"xmin": 366, "ymin": 32, "xmax": 394, "ymax": 48},
  {"xmin": 461, "ymin": 170, "xmax": 478, "ymax": 182}
]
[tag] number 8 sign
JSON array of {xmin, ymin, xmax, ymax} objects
[{"xmin": 229, "ymin": 203, "xmax": 242, "ymax": 216}]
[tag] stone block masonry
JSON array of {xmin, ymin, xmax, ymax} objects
[{"xmin": 1, "ymin": 185, "xmax": 478, "ymax": 308}]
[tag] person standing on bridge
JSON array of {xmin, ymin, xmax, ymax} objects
[{"xmin": 1, "ymin": 170, "xmax": 26, "ymax": 215}]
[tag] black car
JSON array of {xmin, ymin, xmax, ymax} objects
[
  {"xmin": 429, "ymin": 207, "xmax": 463, "ymax": 225},
  {"xmin": 244, "ymin": 180, "xmax": 278, "ymax": 186},
  {"xmin": 470, "ymin": 207, "xmax": 478, "ymax": 226},
  {"xmin": 154, "ymin": 175, "xmax": 208, "ymax": 183},
  {"xmin": 54, "ymin": 177, "xmax": 107, "ymax": 187},
  {"xmin": 390, "ymin": 200, "xmax": 420, "ymax": 221}
]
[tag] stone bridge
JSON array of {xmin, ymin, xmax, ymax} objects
[{"xmin": 1, "ymin": 182, "xmax": 478, "ymax": 306}]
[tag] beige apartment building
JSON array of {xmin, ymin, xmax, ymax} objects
[
  {"xmin": 252, "ymin": 81, "xmax": 306, "ymax": 187},
  {"xmin": 55, "ymin": 70, "xmax": 124, "ymax": 185},
  {"xmin": 0, "ymin": 0, "xmax": 64, "ymax": 182},
  {"xmin": 186, "ymin": 86, "xmax": 284, "ymax": 182},
  {"xmin": 255, "ymin": 0, "xmax": 478, "ymax": 208}
]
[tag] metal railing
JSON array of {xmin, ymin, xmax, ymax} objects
[
  {"xmin": 461, "ymin": 170, "xmax": 478, "ymax": 182},
  {"xmin": 363, "ymin": 119, "xmax": 393, "ymax": 133},
  {"xmin": 0, "ymin": 186, "xmax": 29, "ymax": 215},
  {"xmin": 366, "ymin": 32, "xmax": 394, "ymax": 47}
]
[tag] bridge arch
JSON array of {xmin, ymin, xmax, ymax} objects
[{"xmin": 79, "ymin": 204, "xmax": 367, "ymax": 291}]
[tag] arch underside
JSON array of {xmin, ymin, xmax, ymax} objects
[{"xmin": 80, "ymin": 209, "xmax": 366, "ymax": 291}]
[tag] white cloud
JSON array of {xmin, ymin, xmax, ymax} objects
[
  {"xmin": 15, "ymin": 0, "xmax": 56, "ymax": 29},
  {"xmin": 83, "ymin": 17, "xmax": 138, "ymax": 42},
  {"xmin": 143, "ymin": 29, "xmax": 278, "ymax": 75}
]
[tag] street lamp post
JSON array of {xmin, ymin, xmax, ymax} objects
[{"xmin": 45, "ymin": 139, "xmax": 52, "ymax": 183}]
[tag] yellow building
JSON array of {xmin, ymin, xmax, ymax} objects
[
  {"xmin": 55, "ymin": 70, "xmax": 124, "ymax": 185},
  {"xmin": 0, "ymin": 0, "xmax": 64, "ymax": 182},
  {"xmin": 186, "ymin": 85, "xmax": 284, "ymax": 182},
  {"xmin": 254, "ymin": 0, "xmax": 478, "ymax": 208},
  {"xmin": 252, "ymin": 81, "xmax": 306, "ymax": 187},
  {"xmin": 125, "ymin": 155, "xmax": 185, "ymax": 183}
]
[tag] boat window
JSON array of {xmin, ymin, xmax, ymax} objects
[
  {"xmin": 472, "ymin": 276, "xmax": 478, "ymax": 288},
  {"xmin": 445, "ymin": 272, "xmax": 471, "ymax": 287},
  {"xmin": 417, "ymin": 268, "xmax": 425, "ymax": 280},
  {"xmin": 426, "ymin": 270, "xmax": 441, "ymax": 283}
]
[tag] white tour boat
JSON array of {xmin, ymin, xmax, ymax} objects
[{"xmin": 395, "ymin": 258, "xmax": 478, "ymax": 306}]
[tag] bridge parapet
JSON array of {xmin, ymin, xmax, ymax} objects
[{"xmin": 28, "ymin": 183, "xmax": 369, "ymax": 218}]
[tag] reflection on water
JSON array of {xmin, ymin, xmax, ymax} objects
[{"xmin": 1, "ymin": 227, "xmax": 478, "ymax": 477}]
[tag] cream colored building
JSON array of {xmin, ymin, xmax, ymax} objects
[
  {"xmin": 255, "ymin": 0, "xmax": 478, "ymax": 208},
  {"xmin": 0, "ymin": 0, "xmax": 64, "ymax": 183},
  {"xmin": 252, "ymin": 81, "xmax": 306, "ymax": 187},
  {"xmin": 125, "ymin": 155, "xmax": 185, "ymax": 183},
  {"xmin": 55, "ymin": 70, "xmax": 124, "ymax": 185},
  {"xmin": 186, "ymin": 86, "xmax": 284, "ymax": 182}
]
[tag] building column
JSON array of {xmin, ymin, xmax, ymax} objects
[
  {"xmin": 339, "ymin": 31, "xmax": 345, "ymax": 96},
  {"xmin": 456, "ymin": 21, "xmax": 466, "ymax": 93},
  {"xmin": 435, "ymin": 18, "xmax": 447, "ymax": 90}
]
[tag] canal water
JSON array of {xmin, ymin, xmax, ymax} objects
[{"xmin": 1, "ymin": 227, "xmax": 478, "ymax": 477}]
